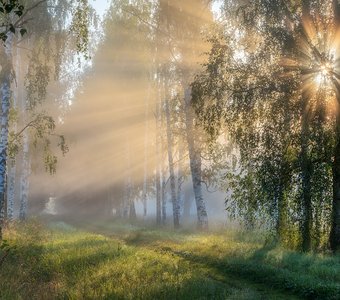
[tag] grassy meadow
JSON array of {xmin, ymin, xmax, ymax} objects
[{"xmin": 0, "ymin": 220, "xmax": 339, "ymax": 299}]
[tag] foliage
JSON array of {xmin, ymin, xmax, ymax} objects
[
  {"xmin": 0, "ymin": 0, "xmax": 26, "ymax": 42},
  {"xmin": 70, "ymin": 0, "xmax": 90, "ymax": 60},
  {"xmin": 4, "ymin": 0, "xmax": 95, "ymax": 177},
  {"xmin": 191, "ymin": 0, "xmax": 339, "ymax": 250},
  {"xmin": 0, "ymin": 239, "xmax": 15, "ymax": 268}
]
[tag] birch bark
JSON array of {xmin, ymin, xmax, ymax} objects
[
  {"xmin": 19, "ymin": 131, "xmax": 30, "ymax": 220},
  {"xmin": 164, "ymin": 81, "xmax": 180, "ymax": 228},
  {"xmin": 6, "ymin": 44, "xmax": 18, "ymax": 220},
  {"xmin": 0, "ymin": 33, "xmax": 13, "ymax": 238},
  {"xmin": 183, "ymin": 86, "xmax": 208, "ymax": 230},
  {"xmin": 155, "ymin": 81, "xmax": 162, "ymax": 224}
]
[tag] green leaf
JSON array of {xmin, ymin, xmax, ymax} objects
[
  {"xmin": 4, "ymin": 4, "xmax": 13, "ymax": 13},
  {"xmin": 0, "ymin": 32, "xmax": 7, "ymax": 42},
  {"xmin": 20, "ymin": 28, "xmax": 27, "ymax": 37},
  {"xmin": 9, "ymin": 24, "xmax": 15, "ymax": 34},
  {"xmin": 15, "ymin": 10, "xmax": 22, "ymax": 17}
]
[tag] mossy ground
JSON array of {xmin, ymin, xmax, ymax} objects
[{"xmin": 0, "ymin": 220, "xmax": 339, "ymax": 299}]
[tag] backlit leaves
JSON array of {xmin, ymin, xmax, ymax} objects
[{"xmin": 0, "ymin": 0, "xmax": 26, "ymax": 42}]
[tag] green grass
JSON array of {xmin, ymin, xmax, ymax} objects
[{"xmin": 0, "ymin": 220, "xmax": 339, "ymax": 299}]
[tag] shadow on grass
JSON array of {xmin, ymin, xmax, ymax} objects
[
  {"xmin": 0, "ymin": 243, "xmax": 49, "ymax": 299},
  {"xmin": 165, "ymin": 244, "xmax": 340, "ymax": 300},
  {"xmin": 80, "ymin": 225, "xmax": 340, "ymax": 299},
  {"xmin": 100, "ymin": 276, "xmax": 232, "ymax": 300},
  {"xmin": 1, "ymin": 236, "xmax": 126, "ymax": 294},
  {"xmin": 45, "ymin": 236, "xmax": 114, "ymax": 252}
]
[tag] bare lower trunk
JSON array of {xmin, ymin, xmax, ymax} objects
[
  {"xmin": 276, "ymin": 182, "xmax": 287, "ymax": 239},
  {"xmin": 300, "ymin": 98, "xmax": 312, "ymax": 252},
  {"xmin": 0, "ymin": 34, "xmax": 13, "ymax": 238},
  {"xmin": 156, "ymin": 164, "xmax": 161, "ymax": 225},
  {"xmin": 160, "ymin": 83, "xmax": 167, "ymax": 224},
  {"xmin": 6, "ymin": 44, "xmax": 20, "ymax": 221},
  {"xmin": 129, "ymin": 196, "xmax": 136, "ymax": 220},
  {"xmin": 331, "ymin": 113, "xmax": 340, "ymax": 251},
  {"xmin": 161, "ymin": 159, "xmax": 166, "ymax": 224},
  {"xmin": 155, "ymin": 95, "xmax": 162, "ymax": 225},
  {"xmin": 330, "ymin": 0, "xmax": 340, "ymax": 252},
  {"xmin": 301, "ymin": 169, "xmax": 312, "ymax": 252},
  {"xmin": 123, "ymin": 141, "xmax": 135, "ymax": 220},
  {"xmin": 142, "ymin": 186, "xmax": 147, "ymax": 218},
  {"xmin": 177, "ymin": 139, "xmax": 184, "ymax": 217},
  {"xmin": 19, "ymin": 132, "xmax": 30, "ymax": 220},
  {"xmin": 275, "ymin": 172, "xmax": 290, "ymax": 245},
  {"xmin": 6, "ymin": 159, "xmax": 15, "ymax": 220},
  {"xmin": 123, "ymin": 178, "xmax": 129, "ymax": 218},
  {"xmin": 123, "ymin": 175, "xmax": 135, "ymax": 219},
  {"xmin": 184, "ymin": 87, "xmax": 208, "ymax": 230},
  {"xmin": 142, "ymin": 82, "xmax": 151, "ymax": 218},
  {"xmin": 164, "ymin": 83, "xmax": 180, "ymax": 228},
  {"xmin": 183, "ymin": 195, "xmax": 192, "ymax": 220}
]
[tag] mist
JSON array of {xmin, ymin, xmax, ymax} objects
[
  {"xmin": 2, "ymin": 1, "xmax": 340, "ymax": 298},
  {"xmin": 23, "ymin": 0, "xmax": 228, "ymax": 229}
]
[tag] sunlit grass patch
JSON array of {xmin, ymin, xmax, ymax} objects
[
  {"xmin": 1, "ymin": 220, "xmax": 339, "ymax": 299},
  {"xmin": 0, "ymin": 221, "xmax": 234, "ymax": 299}
]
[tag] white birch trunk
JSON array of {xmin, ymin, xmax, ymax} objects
[
  {"xmin": 123, "ymin": 171, "xmax": 132, "ymax": 218},
  {"xmin": 142, "ymin": 81, "xmax": 151, "ymax": 218},
  {"xmin": 142, "ymin": 170, "xmax": 147, "ymax": 217},
  {"xmin": 19, "ymin": 131, "xmax": 30, "ymax": 220},
  {"xmin": 160, "ymin": 89, "xmax": 167, "ymax": 224},
  {"xmin": 18, "ymin": 41, "xmax": 30, "ymax": 221},
  {"xmin": 184, "ymin": 87, "xmax": 208, "ymax": 230},
  {"xmin": 6, "ymin": 159, "xmax": 15, "ymax": 220},
  {"xmin": 155, "ymin": 163, "xmax": 161, "ymax": 224},
  {"xmin": 123, "ymin": 140, "xmax": 136, "ymax": 220},
  {"xmin": 177, "ymin": 139, "xmax": 184, "ymax": 217},
  {"xmin": 0, "ymin": 34, "xmax": 13, "ymax": 237},
  {"xmin": 155, "ymin": 81, "xmax": 162, "ymax": 225},
  {"xmin": 129, "ymin": 193, "xmax": 136, "ymax": 220},
  {"xmin": 164, "ymin": 81, "xmax": 180, "ymax": 228},
  {"xmin": 161, "ymin": 157, "xmax": 167, "ymax": 224},
  {"xmin": 123, "ymin": 178, "xmax": 129, "ymax": 218},
  {"xmin": 7, "ymin": 43, "xmax": 21, "ymax": 220}
]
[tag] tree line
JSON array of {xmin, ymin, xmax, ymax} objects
[
  {"xmin": 110, "ymin": 0, "xmax": 340, "ymax": 253},
  {"xmin": 192, "ymin": 0, "xmax": 340, "ymax": 252},
  {"xmin": 2, "ymin": 0, "xmax": 340, "ymax": 254}
]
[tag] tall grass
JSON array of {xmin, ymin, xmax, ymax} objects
[{"xmin": 0, "ymin": 220, "xmax": 339, "ymax": 299}]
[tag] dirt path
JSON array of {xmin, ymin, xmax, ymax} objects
[{"xmin": 72, "ymin": 221, "xmax": 301, "ymax": 300}]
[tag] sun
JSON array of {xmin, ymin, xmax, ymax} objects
[{"xmin": 314, "ymin": 61, "xmax": 335, "ymax": 85}]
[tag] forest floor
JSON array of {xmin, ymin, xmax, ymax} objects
[{"xmin": 0, "ymin": 220, "xmax": 340, "ymax": 299}]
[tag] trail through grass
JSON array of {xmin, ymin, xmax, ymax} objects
[{"xmin": 0, "ymin": 220, "xmax": 339, "ymax": 299}]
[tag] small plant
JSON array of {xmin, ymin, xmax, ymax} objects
[{"xmin": 0, "ymin": 239, "xmax": 16, "ymax": 268}]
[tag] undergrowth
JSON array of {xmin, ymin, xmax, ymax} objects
[{"xmin": 0, "ymin": 220, "xmax": 339, "ymax": 299}]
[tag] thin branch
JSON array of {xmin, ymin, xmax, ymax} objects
[
  {"xmin": 200, "ymin": 180, "xmax": 218, "ymax": 193},
  {"xmin": 12, "ymin": 119, "xmax": 38, "ymax": 140},
  {"xmin": 13, "ymin": 0, "xmax": 48, "ymax": 28}
]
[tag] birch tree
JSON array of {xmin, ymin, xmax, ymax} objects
[
  {"xmin": 0, "ymin": 1, "xmax": 27, "ymax": 238},
  {"xmin": 0, "ymin": 0, "xmax": 93, "ymax": 233},
  {"xmin": 156, "ymin": 0, "xmax": 212, "ymax": 230},
  {"xmin": 192, "ymin": 0, "xmax": 340, "ymax": 251},
  {"xmin": 163, "ymin": 76, "xmax": 180, "ymax": 227}
]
